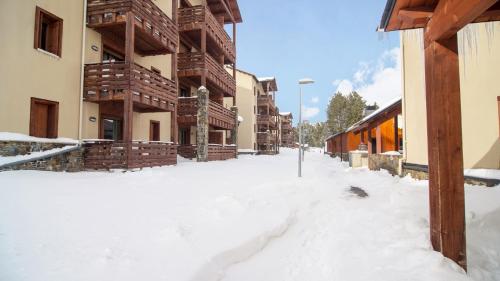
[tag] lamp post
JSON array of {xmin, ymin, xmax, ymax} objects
[{"xmin": 298, "ymin": 78, "xmax": 314, "ymax": 177}]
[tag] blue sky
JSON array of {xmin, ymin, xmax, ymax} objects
[{"xmin": 234, "ymin": 0, "xmax": 401, "ymax": 124}]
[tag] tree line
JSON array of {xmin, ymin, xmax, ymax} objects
[{"xmin": 292, "ymin": 91, "xmax": 378, "ymax": 148}]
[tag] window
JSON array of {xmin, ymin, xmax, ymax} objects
[
  {"xmin": 150, "ymin": 121, "xmax": 160, "ymax": 141},
  {"xmin": 30, "ymin": 98, "xmax": 59, "ymax": 138},
  {"xmin": 180, "ymin": 87, "xmax": 190, "ymax": 97},
  {"xmin": 151, "ymin": 67, "xmax": 161, "ymax": 75},
  {"xmin": 102, "ymin": 48, "xmax": 124, "ymax": 62},
  {"xmin": 101, "ymin": 117, "xmax": 123, "ymax": 141},
  {"xmin": 34, "ymin": 7, "xmax": 63, "ymax": 57}
]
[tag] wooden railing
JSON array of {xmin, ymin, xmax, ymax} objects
[
  {"xmin": 83, "ymin": 140, "xmax": 177, "ymax": 170},
  {"xmin": 258, "ymin": 95, "xmax": 275, "ymax": 107},
  {"xmin": 257, "ymin": 115, "xmax": 277, "ymax": 127},
  {"xmin": 87, "ymin": 0, "xmax": 178, "ymax": 53},
  {"xmin": 281, "ymin": 123, "xmax": 292, "ymax": 131},
  {"xmin": 208, "ymin": 145, "xmax": 237, "ymax": 161},
  {"xmin": 178, "ymin": 6, "xmax": 235, "ymax": 63},
  {"xmin": 177, "ymin": 144, "xmax": 237, "ymax": 161},
  {"xmin": 84, "ymin": 62, "xmax": 177, "ymax": 111},
  {"xmin": 178, "ymin": 52, "xmax": 236, "ymax": 97},
  {"xmin": 257, "ymin": 132, "xmax": 270, "ymax": 144},
  {"xmin": 177, "ymin": 97, "xmax": 236, "ymax": 130}
]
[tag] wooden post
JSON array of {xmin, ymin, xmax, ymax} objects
[
  {"xmin": 424, "ymin": 33, "xmax": 466, "ymax": 269},
  {"xmin": 232, "ymin": 21, "xmax": 237, "ymax": 107},
  {"xmin": 171, "ymin": 0, "xmax": 179, "ymax": 144},
  {"xmin": 394, "ymin": 115, "xmax": 399, "ymax": 152},
  {"xmin": 376, "ymin": 124, "xmax": 382, "ymax": 154},
  {"xmin": 123, "ymin": 12, "xmax": 135, "ymax": 168},
  {"xmin": 201, "ymin": 26, "xmax": 207, "ymax": 86}
]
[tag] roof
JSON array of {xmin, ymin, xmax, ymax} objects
[
  {"xmin": 258, "ymin": 77, "xmax": 278, "ymax": 92},
  {"xmin": 378, "ymin": 0, "xmax": 500, "ymax": 32},
  {"xmin": 349, "ymin": 97, "xmax": 402, "ymax": 132},
  {"xmin": 279, "ymin": 112, "xmax": 293, "ymax": 118},
  {"xmin": 325, "ymin": 131, "xmax": 345, "ymax": 141},
  {"xmin": 207, "ymin": 0, "xmax": 243, "ymax": 23}
]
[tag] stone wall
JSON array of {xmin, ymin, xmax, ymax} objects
[
  {"xmin": 0, "ymin": 141, "xmax": 84, "ymax": 172},
  {"xmin": 349, "ymin": 151, "xmax": 369, "ymax": 168},
  {"xmin": 368, "ymin": 154, "xmax": 403, "ymax": 176},
  {"xmin": 0, "ymin": 141, "xmax": 72, "ymax": 156},
  {"xmin": 402, "ymin": 164, "xmax": 500, "ymax": 187}
]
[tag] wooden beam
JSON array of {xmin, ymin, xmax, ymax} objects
[
  {"xmin": 475, "ymin": 9, "xmax": 500, "ymax": 22},
  {"xmin": 424, "ymin": 33, "xmax": 466, "ymax": 270},
  {"xmin": 219, "ymin": 0, "xmax": 235, "ymax": 23},
  {"xmin": 425, "ymin": 0, "xmax": 498, "ymax": 43},
  {"xmin": 398, "ymin": 6, "xmax": 434, "ymax": 25}
]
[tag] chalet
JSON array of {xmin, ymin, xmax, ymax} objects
[
  {"xmin": 176, "ymin": 0, "xmax": 242, "ymax": 162},
  {"xmin": 379, "ymin": 0, "xmax": 500, "ymax": 268},
  {"xmin": 256, "ymin": 77, "xmax": 280, "ymax": 155},
  {"xmin": 279, "ymin": 112, "xmax": 294, "ymax": 148},
  {"xmin": 325, "ymin": 130, "xmax": 361, "ymax": 161}
]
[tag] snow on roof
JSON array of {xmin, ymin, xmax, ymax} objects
[
  {"xmin": 0, "ymin": 132, "xmax": 79, "ymax": 144},
  {"xmin": 346, "ymin": 97, "xmax": 402, "ymax": 132},
  {"xmin": 279, "ymin": 112, "xmax": 292, "ymax": 116},
  {"xmin": 257, "ymin": 77, "xmax": 275, "ymax": 82}
]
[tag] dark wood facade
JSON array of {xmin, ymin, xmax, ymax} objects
[
  {"xmin": 177, "ymin": 0, "xmax": 241, "ymax": 160},
  {"xmin": 83, "ymin": 0, "xmax": 179, "ymax": 169}
]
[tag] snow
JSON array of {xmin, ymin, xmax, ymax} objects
[
  {"xmin": 257, "ymin": 77, "xmax": 275, "ymax": 82},
  {"xmin": 0, "ymin": 132, "xmax": 79, "ymax": 144},
  {"xmin": 0, "ymin": 145, "xmax": 78, "ymax": 166},
  {"xmin": 238, "ymin": 115, "xmax": 244, "ymax": 122},
  {"xmin": 0, "ymin": 149, "xmax": 499, "ymax": 281},
  {"xmin": 238, "ymin": 149, "xmax": 257, "ymax": 153},
  {"xmin": 381, "ymin": 151, "xmax": 402, "ymax": 156},
  {"xmin": 465, "ymin": 169, "xmax": 500, "ymax": 180}
]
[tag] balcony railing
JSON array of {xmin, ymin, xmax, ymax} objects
[
  {"xmin": 84, "ymin": 62, "xmax": 177, "ymax": 111},
  {"xmin": 257, "ymin": 95, "xmax": 276, "ymax": 108},
  {"xmin": 281, "ymin": 123, "xmax": 292, "ymax": 131},
  {"xmin": 177, "ymin": 144, "xmax": 236, "ymax": 161},
  {"xmin": 257, "ymin": 115, "xmax": 277, "ymax": 128},
  {"xmin": 178, "ymin": 52, "xmax": 236, "ymax": 97},
  {"xmin": 178, "ymin": 6, "xmax": 235, "ymax": 63},
  {"xmin": 83, "ymin": 140, "xmax": 177, "ymax": 170},
  {"xmin": 87, "ymin": 0, "xmax": 178, "ymax": 54},
  {"xmin": 178, "ymin": 97, "xmax": 236, "ymax": 130}
]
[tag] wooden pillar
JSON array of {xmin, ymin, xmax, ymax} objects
[
  {"xmin": 201, "ymin": 27, "xmax": 207, "ymax": 86},
  {"xmin": 232, "ymin": 21, "xmax": 237, "ymax": 107},
  {"xmin": 123, "ymin": 12, "xmax": 135, "ymax": 168},
  {"xmin": 424, "ymin": 33, "xmax": 466, "ymax": 269},
  {"xmin": 376, "ymin": 124, "xmax": 382, "ymax": 154},
  {"xmin": 394, "ymin": 115, "xmax": 399, "ymax": 152},
  {"xmin": 171, "ymin": 0, "xmax": 178, "ymax": 144},
  {"xmin": 367, "ymin": 128, "xmax": 373, "ymax": 154}
]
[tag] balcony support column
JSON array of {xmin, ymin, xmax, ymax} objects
[
  {"xmin": 171, "ymin": 0, "xmax": 179, "ymax": 144},
  {"xmin": 197, "ymin": 86, "xmax": 209, "ymax": 162},
  {"xmin": 232, "ymin": 21, "xmax": 237, "ymax": 106},
  {"xmin": 123, "ymin": 12, "xmax": 135, "ymax": 168},
  {"xmin": 231, "ymin": 106, "xmax": 238, "ymax": 159},
  {"xmin": 201, "ymin": 27, "xmax": 207, "ymax": 87}
]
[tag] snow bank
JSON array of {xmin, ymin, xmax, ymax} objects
[
  {"xmin": 1, "ymin": 149, "xmax": 499, "ymax": 281},
  {"xmin": 465, "ymin": 169, "xmax": 500, "ymax": 180},
  {"xmin": 0, "ymin": 132, "xmax": 78, "ymax": 144}
]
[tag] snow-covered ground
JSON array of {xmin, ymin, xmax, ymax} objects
[{"xmin": 0, "ymin": 149, "xmax": 499, "ymax": 281}]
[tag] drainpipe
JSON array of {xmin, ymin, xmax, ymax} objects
[
  {"xmin": 400, "ymin": 31, "xmax": 408, "ymax": 161},
  {"xmin": 78, "ymin": 0, "xmax": 88, "ymax": 142}
]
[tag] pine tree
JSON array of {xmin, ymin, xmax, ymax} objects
[{"xmin": 326, "ymin": 91, "xmax": 367, "ymax": 135}]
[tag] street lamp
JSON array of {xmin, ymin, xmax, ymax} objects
[{"xmin": 298, "ymin": 78, "xmax": 314, "ymax": 177}]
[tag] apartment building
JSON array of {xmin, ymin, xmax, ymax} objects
[
  {"xmin": 279, "ymin": 112, "xmax": 294, "ymax": 147},
  {"xmin": 176, "ymin": 0, "xmax": 242, "ymax": 161},
  {"xmin": 256, "ymin": 77, "xmax": 280, "ymax": 155}
]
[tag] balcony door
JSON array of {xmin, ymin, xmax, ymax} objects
[
  {"xmin": 150, "ymin": 121, "xmax": 160, "ymax": 141},
  {"xmin": 102, "ymin": 46, "xmax": 124, "ymax": 63},
  {"xmin": 101, "ymin": 117, "xmax": 123, "ymax": 141}
]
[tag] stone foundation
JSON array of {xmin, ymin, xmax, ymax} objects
[
  {"xmin": 0, "ymin": 141, "xmax": 73, "ymax": 157},
  {"xmin": 368, "ymin": 154, "xmax": 403, "ymax": 176},
  {"xmin": 0, "ymin": 146, "xmax": 84, "ymax": 172}
]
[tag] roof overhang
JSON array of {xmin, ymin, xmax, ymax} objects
[
  {"xmin": 351, "ymin": 99, "xmax": 402, "ymax": 134},
  {"xmin": 258, "ymin": 77, "xmax": 278, "ymax": 92},
  {"xmin": 379, "ymin": 0, "xmax": 500, "ymax": 32},
  {"xmin": 207, "ymin": 0, "xmax": 243, "ymax": 24}
]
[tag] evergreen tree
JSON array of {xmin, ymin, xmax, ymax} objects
[{"xmin": 326, "ymin": 91, "xmax": 367, "ymax": 135}]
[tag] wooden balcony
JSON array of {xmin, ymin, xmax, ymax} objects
[
  {"xmin": 257, "ymin": 95, "xmax": 276, "ymax": 108},
  {"xmin": 83, "ymin": 140, "xmax": 177, "ymax": 170},
  {"xmin": 177, "ymin": 144, "xmax": 236, "ymax": 161},
  {"xmin": 87, "ymin": 0, "xmax": 178, "ymax": 55},
  {"xmin": 177, "ymin": 97, "xmax": 236, "ymax": 130},
  {"xmin": 84, "ymin": 62, "xmax": 177, "ymax": 112},
  {"xmin": 178, "ymin": 52, "xmax": 236, "ymax": 97},
  {"xmin": 257, "ymin": 115, "xmax": 277, "ymax": 128},
  {"xmin": 178, "ymin": 5, "xmax": 235, "ymax": 63},
  {"xmin": 281, "ymin": 123, "xmax": 292, "ymax": 131},
  {"xmin": 257, "ymin": 132, "xmax": 277, "ymax": 144},
  {"xmin": 281, "ymin": 134, "xmax": 294, "ymax": 146}
]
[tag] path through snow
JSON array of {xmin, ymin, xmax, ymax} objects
[{"xmin": 0, "ymin": 149, "xmax": 499, "ymax": 281}]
